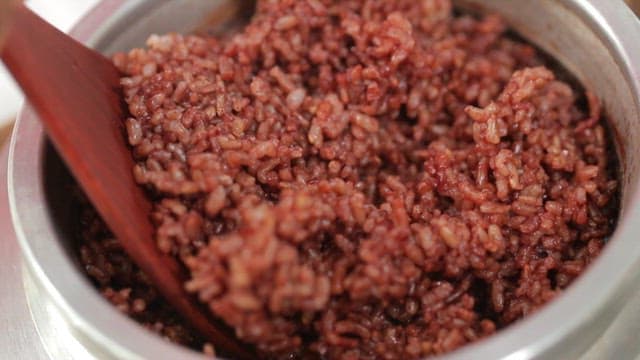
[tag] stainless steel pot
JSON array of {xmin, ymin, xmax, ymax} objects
[{"xmin": 8, "ymin": 0, "xmax": 640, "ymax": 359}]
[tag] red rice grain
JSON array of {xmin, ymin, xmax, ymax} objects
[{"xmin": 76, "ymin": 0, "xmax": 620, "ymax": 359}]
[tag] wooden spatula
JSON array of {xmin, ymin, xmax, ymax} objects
[{"xmin": 0, "ymin": 3, "xmax": 251, "ymax": 358}]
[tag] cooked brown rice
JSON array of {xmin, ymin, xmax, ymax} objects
[{"xmin": 76, "ymin": 1, "xmax": 619, "ymax": 358}]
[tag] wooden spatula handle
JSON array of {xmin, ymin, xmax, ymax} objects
[{"xmin": 0, "ymin": 0, "xmax": 21, "ymax": 45}]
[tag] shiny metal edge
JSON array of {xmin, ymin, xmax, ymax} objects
[
  {"xmin": 0, "ymin": 142, "xmax": 50, "ymax": 360},
  {"xmin": 22, "ymin": 261, "xmax": 96, "ymax": 360}
]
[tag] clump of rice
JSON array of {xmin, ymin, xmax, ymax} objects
[{"xmin": 78, "ymin": 0, "xmax": 619, "ymax": 358}]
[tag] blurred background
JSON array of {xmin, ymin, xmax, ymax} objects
[
  {"xmin": 0, "ymin": 0, "xmax": 638, "ymax": 133},
  {"xmin": 0, "ymin": 0, "xmax": 99, "ymax": 125}
]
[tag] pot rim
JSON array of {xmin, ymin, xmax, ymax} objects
[{"xmin": 7, "ymin": 1, "xmax": 640, "ymax": 359}]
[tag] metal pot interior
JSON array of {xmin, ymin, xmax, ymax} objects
[{"xmin": 17, "ymin": 0, "xmax": 640, "ymax": 359}]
